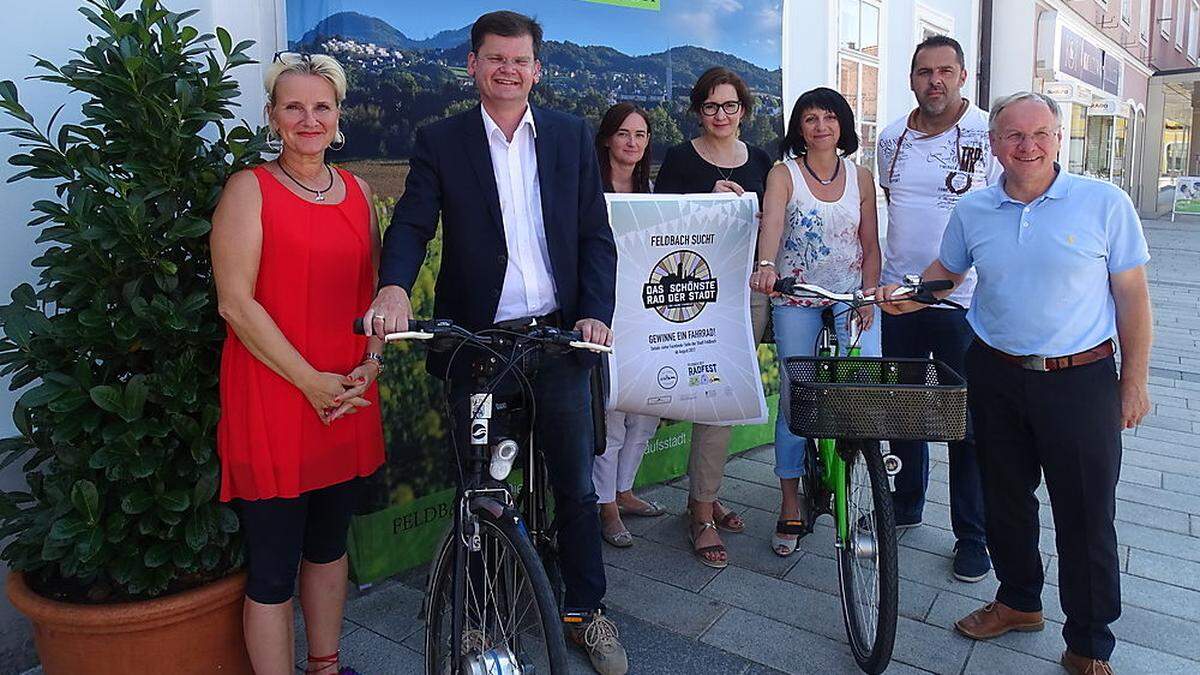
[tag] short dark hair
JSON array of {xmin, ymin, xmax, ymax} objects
[
  {"xmin": 471, "ymin": 10, "xmax": 544, "ymax": 60},
  {"xmin": 595, "ymin": 102, "xmax": 653, "ymax": 193},
  {"xmin": 910, "ymin": 35, "xmax": 965, "ymax": 74},
  {"xmin": 779, "ymin": 87, "xmax": 859, "ymax": 159},
  {"xmin": 689, "ymin": 67, "xmax": 755, "ymax": 117}
]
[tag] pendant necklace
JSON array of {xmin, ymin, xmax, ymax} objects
[
  {"xmin": 802, "ymin": 154, "xmax": 840, "ymax": 186},
  {"xmin": 278, "ymin": 161, "xmax": 335, "ymax": 202}
]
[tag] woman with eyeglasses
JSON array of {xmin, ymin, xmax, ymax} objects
[
  {"xmin": 749, "ymin": 86, "xmax": 882, "ymax": 557},
  {"xmin": 654, "ymin": 67, "xmax": 773, "ymax": 569},
  {"xmin": 211, "ymin": 52, "xmax": 381, "ymax": 675},
  {"xmin": 591, "ymin": 103, "xmax": 664, "ymax": 549}
]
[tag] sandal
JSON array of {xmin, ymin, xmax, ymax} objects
[
  {"xmin": 617, "ymin": 498, "xmax": 665, "ymax": 517},
  {"xmin": 712, "ymin": 501, "xmax": 745, "ymax": 533},
  {"xmin": 688, "ymin": 520, "xmax": 728, "ymax": 569},
  {"xmin": 772, "ymin": 518, "xmax": 808, "ymax": 557},
  {"xmin": 603, "ymin": 528, "xmax": 633, "ymax": 548}
]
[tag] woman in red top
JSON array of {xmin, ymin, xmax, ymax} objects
[{"xmin": 211, "ymin": 52, "xmax": 383, "ymax": 675}]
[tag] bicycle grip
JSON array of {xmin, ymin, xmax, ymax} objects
[
  {"xmin": 773, "ymin": 277, "xmax": 796, "ymax": 294},
  {"xmin": 920, "ymin": 279, "xmax": 953, "ymax": 293}
]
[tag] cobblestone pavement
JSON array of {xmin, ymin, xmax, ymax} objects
[{"xmin": 295, "ymin": 218, "xmax": 1200, "ymax": 674}]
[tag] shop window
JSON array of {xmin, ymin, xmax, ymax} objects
[
  {"xmin": 1069, "ymin": 103, "xmax": 1087, "ymax": 175},
  {"xmin": 840, "ymin": 0, "xmax": 880, "ymax": 56},
  {"xmin": 838, "ymin": 0, "xmax": 881, "ymax": 171}
]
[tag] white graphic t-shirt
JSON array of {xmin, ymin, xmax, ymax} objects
[{"xmin": 876, "ymin": 103, "xmax": 1001, "ymax": 308}]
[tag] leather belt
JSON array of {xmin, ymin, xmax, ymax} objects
[{"xmin": 977, "ymin": 339, "xmax": 1115, "ymax": 372}]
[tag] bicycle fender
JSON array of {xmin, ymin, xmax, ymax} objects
[{"xmin": 471, "ymin": 497, "xmax": 529, "ymax": 537}]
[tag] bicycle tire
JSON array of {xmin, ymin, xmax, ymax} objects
[
  {"xmin": 425, "ymin": 507, "xmax": 570, "ymax": 674},
  {"xmin": 835, "ymin": 440, "xmax": 899, "ymax": 674}
]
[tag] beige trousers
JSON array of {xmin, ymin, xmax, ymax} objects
[{"xmin": 687, "ymin": 291, "xmax": 771, "ymax": 502}]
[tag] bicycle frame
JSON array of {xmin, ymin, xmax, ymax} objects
[{"xmin": 812, "ymin": 314, "xmax": 861, "ymax": 545}]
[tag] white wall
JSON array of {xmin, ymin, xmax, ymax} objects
[{"xmin": 0, "ymin": 1, "xmax": 281, "ymax": 665}]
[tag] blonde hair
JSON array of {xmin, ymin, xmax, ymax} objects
[{"xmin": 264, "ymin": 53, "xmax": 348, "ymax": 106}]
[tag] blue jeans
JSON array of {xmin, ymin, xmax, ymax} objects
[
  {"xmin": 773, "ymin": 302, "xmax": 881, "ymax": 478},
  {"xmin": 448, "ymin": 353, "xmax": 605, "ymax": 613},
  {"xmin": 882, "ymin": 309, "xmax": 986, "ymax": 548}
]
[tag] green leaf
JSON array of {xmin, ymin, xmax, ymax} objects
[
  {"xmin": 158, "ymin": 489, "xmax": 189, "ymax": 512},
  {"xmin": 76, "ymin": 528, "xmax": 104, "ymax": 562},
  {"xmin": 217, "ymin": 505, "xmax": 239, "ymax": 534},
  {"xmin": 49, "ymin": 516, "xmax": 91, "ymax": 541},
  {"xmin": 89, "ymin": 385, "xmax": 124, "ymax": 414},
  {"xmin": 184, "ymin": 516, "xmax": 207, "ymax": 552},
  {"xmin": 17, "ymin": 382, "xmax": 65, "ymax": 408},
  {"xmin": 215, "ymin": 27, "xmax": 232, "ymax": 56},
  {"xmin": 120, "ymin": 490, "xmax": 154, "ymax": 514},
  {"xmin": 122, "ymin": 375, "xmax": 148, "ymax": 422},
  {"xmin": 143, "ymin": 542, "xmax": 170, "ymax": 567},
  {"xmin": 70, "ymin": 479, "xmax": 100, "ymax": 523}
]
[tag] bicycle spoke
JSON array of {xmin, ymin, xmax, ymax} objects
[{"xmin": 846, "ymin": 452, "xmax": 880, "ymax": 648}]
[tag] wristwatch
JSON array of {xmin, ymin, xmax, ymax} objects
[
  {"xmin": 757, "ymin": 260, "xmax": 776, "ymax": 268},
  {"xmin": 364, "ymin": 352, "xmax": 384, "ymax": 373}
]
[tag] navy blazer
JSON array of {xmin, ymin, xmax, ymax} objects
[{"xmin": 379, "ymin": 104, "xmax": 617, "ymax": 378}]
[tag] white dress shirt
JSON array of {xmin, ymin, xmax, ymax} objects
[{"xmin": 480, "ymin": 105, "xmax": 559, "ymax": 322}]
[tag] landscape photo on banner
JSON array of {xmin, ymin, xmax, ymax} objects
[{"xmin": 284, "ymin": 0, "xmax": 783, "ymax": 583}]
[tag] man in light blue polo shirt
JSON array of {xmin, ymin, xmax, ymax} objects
[{"xmin": 880, "ymin": 91, "xmax": 1152, "ymax": 674}]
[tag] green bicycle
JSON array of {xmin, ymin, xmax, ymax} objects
[{"xmin": 772, "ymin": 276, "xmax": 968, "ymax": 674}]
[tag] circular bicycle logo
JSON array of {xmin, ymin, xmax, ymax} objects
[
  {"xmin": 641, "ymin": 249, "xmax": 718, "ymax": 323},
  {"xmin": 657, "ymin": 366, "xmax": 678, "ymax": 390}
]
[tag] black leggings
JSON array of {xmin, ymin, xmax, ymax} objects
[{"xmin": 236, "ymin": 478, "xmax": 362, "ymax": 605}]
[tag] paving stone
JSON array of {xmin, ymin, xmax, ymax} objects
[
  {"xmin": 724, "ymin": 455, "xmax": 781, "ymax": 487},
  {"xmin": 1116, "ymin": 482, "xmax": 1200, "ymax": 515},
  {"xmin": 341, "ymin": 577, "xmax": 425, "ymax": 643},
  {"xmin": 888, "ymin": 615, "xmax": 973, "ymax": 674},
  {"xmin": 1119, "ymin": 572, "xmax": 1200, "ymax": 622},
  {"xmin": 1192, "ymin": 513, "xmax": 1199, "ymax": 537},
  {"xmin": 603, "ymin": 530, "xmax": 723, "ymax": 592},
  {"xmin": 702, "ymin": 563, "xmax": 851, "ymax": 644},
  {"xmin": 963, "ymin": 642, "xmax": 1062, "ymax": 674},
  {"xmin": 1141, "ymin": 413, "xmax": 1195, "ymax": 432},
  {"xmin": 716, "ymin": 475, "xmax": 782, "ymax": 513},
  {"xmin": 1122, "ymin": 448, "xmax": 1200, "ymax": 479},
  {"xmin": 1117, "ymin": 463, "xmax": 1163, "ymax": 488},
  {"xmin": 1115, "ymin": 498, "xmax": 1193, "ymax": 534},
  {"xmin": 642, "ymin": 511, "xmax": 803, "ymax": 578},
  {"xmin": 1132, "ymin": 424, "xmax": 1200, "ymax": 450},
  {"xmin": 929, "ymin": 461, "xmax": 950, "ymax": 483},
  {"xmin": 601, "ymin": 563, "xmax": 729, "ymax": 638},
  {"xmin": 740, "ymin": 444, "xmax": 775, "ymax": 464},
  {"xmin": 1109, "ymin": 639, "xmax": 1200, "ymax": 674},
  {"xmin": 1114, "ymin": 519, "xmax": 1200, "ymax": 563},
  {"xmin": 1158, "ymin": 404, "xmax": 1200, "ymax": 422},
  {"xmin": 700, "ymin": 607, "xmax": 896, "ymax": 675},
  {"xmin": 1163, "ymin": 472, "xmax": 1200, "ymax": 497},
  {"xmin": 1128, "ymin": 548, "xmax": 1200, "ymax": 590},
  {"xmin": 592, "ymin": 609, "xmax": 765, "ymax": 675},
  {"xmin": 1112, "ymin": 603, "xmax": 1200, "ymax": 661},
  {"xmin": 332, "ymin": 628, "xmax": 424, "ymax": 675},
  {"xmin": 897, "ymin": 546, "xmax": 1000, "ymax": 604}
]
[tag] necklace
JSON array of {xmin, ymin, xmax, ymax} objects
[
  {"xmin": 802, "ymin": 154, "xmax": 840, "ymax": 186},
  {"xmin": 278, "ymin": 161, "xmax": 335, "ymax": 201}
]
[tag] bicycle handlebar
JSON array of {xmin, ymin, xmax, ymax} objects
[
  {"xmin": 352, "ymin": 317, "xmax": 613, "ymax": 354},
  {"xmin": 772, "ymin": 276, "xmax": 958, "ymax": 308}
]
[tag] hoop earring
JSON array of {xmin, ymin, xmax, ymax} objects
[
  {"xmin": 330, "ymin": 129, "xmax": 345, "ymax": 152},
  {"xmin": 266, "ymin": 126, "xmax": 282, "ymax": 153}
]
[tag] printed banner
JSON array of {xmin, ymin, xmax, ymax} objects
[
  {"xmin": 1174, "ymin": 177, "xmax": 1200, "ymax": 215},
  {"xmin": 607, "ymin": 193, "xmax": 767, "ymax": 425}
]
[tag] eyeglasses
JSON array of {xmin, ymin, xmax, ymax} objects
[
  {"xmin": 999, "ymin": 130, "xmax": 1057, "ymax": 146},
  {"xmin": 479, "ymin": 54, "xmax": 536, "ymax": 69},
  {"xmin": 273, "ymin": 51, "xmax": 313, "ymax": 64},
  {"xmin": 700, "ymin": 101, "xmax": 742, "ymax": 117}
]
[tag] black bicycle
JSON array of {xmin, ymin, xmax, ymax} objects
[{"xmin": 355, "ymin": 316, "xmax": 610, "ymax": 675}]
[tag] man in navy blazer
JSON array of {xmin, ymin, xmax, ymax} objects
[{"xmin": 362, "ymin": 11, "xmax": 624, "ymax": 675}]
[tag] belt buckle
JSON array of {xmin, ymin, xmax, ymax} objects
[{"xmin": 1020, "ymin": 355, "xmax": 1049, "ymax": 372}]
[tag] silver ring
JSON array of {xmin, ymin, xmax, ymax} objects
[{"xmin": 374, "ymin": 314, "xmax": 386, "ymax": 321}]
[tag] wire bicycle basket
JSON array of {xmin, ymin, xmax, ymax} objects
[{"xmin": 784, "ymin": 356, "xmax": 967, "ymax": 441}]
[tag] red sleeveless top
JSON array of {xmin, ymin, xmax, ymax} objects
[{"xmin": 217, "ymin": 166, "xmax": 384, "ymax": 501}]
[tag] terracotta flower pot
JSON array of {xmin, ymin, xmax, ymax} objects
[{"xmin": 6, "ymin": 570, "xmax": 252, "ymax": 674}]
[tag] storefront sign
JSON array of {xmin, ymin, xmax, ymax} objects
[
  {"xmin": 1088, "ymin": 99, "xmax": 1119, "ymax": 116},
  {"xmin": 1042, "ymin": 82, "xmax": 1076, "ymax": 99},
  {"xmin": 1059, "ymin": 26, "xmax": 1104, "ymax": 89},
  {"xmin": 606, "ymin": 193, "xmax": 768, "ymax": 425},
  {"xmin": 1173, "ymin": 177, "xmax": 1200, "ymax": 217}
]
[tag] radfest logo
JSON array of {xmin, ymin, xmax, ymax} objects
[{"xmin": 642, "ymin": 249, "xmax": 718, "ymax": 323}]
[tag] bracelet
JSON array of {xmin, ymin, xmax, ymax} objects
[
  {"xmin": 363, "ymin": 352, "xmax": 384, "ymax": 373},
  {"xmin": 757, "ymin": 260, "xmax": 776, "ymax": 268}
]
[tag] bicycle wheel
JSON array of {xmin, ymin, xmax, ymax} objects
[
  {"xmin": 425, "ymin": 508, "xmax": 570, "ymax": 675},
  {"xmin": 835, "ymin": 440, "xmax": 899, "ymax": 674}
]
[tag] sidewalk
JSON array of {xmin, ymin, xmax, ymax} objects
[{"xmin": 320, "ymin": 217, "xmax": 1200, "ymax": 674}]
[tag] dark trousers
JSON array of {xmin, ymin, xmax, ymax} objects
[
  {"xmin": 881, "ymin": 309, "xmax": 987, "ymax": 547},
  {"xmin": 966, "ymin": 342, "xmax": 1123, "ymax": 660},
  {"xmin": 449, "ymin": 353, "xmax": 605, "ymax": 613}
]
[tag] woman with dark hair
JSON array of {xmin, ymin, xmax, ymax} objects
[
  {"xmin": 591, "ymin": 103, "xmax": 663, "ymax": 548},
  {"xmin": 654, "ymin": 67, "xmax": 774, "ymax": 569},
  {"xmin": 749, "ymin": 86, "xmax": 881, "ymax": 557}
]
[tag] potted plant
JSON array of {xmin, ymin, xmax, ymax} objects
[{"xmin": 0, "ymin": 1, "xmax": 266, "ymax": 671}]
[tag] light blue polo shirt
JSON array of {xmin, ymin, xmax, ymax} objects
[{"xmin": 939, "ymin": 167, "xmax": 1149, "ymax": 357}]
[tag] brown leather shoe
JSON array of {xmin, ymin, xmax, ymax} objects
[
  {"xmin": 1061, "ymin": 650, "xmax": 1114, "ymax": 674},
  {"xmin": 953, "ymin": 601, "xmax": 1044, "ymax": 639}
]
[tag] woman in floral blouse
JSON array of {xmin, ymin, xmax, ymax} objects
[{"xmin": 748, "ymin": 87, "xmax": 882, "ymax": 557}]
